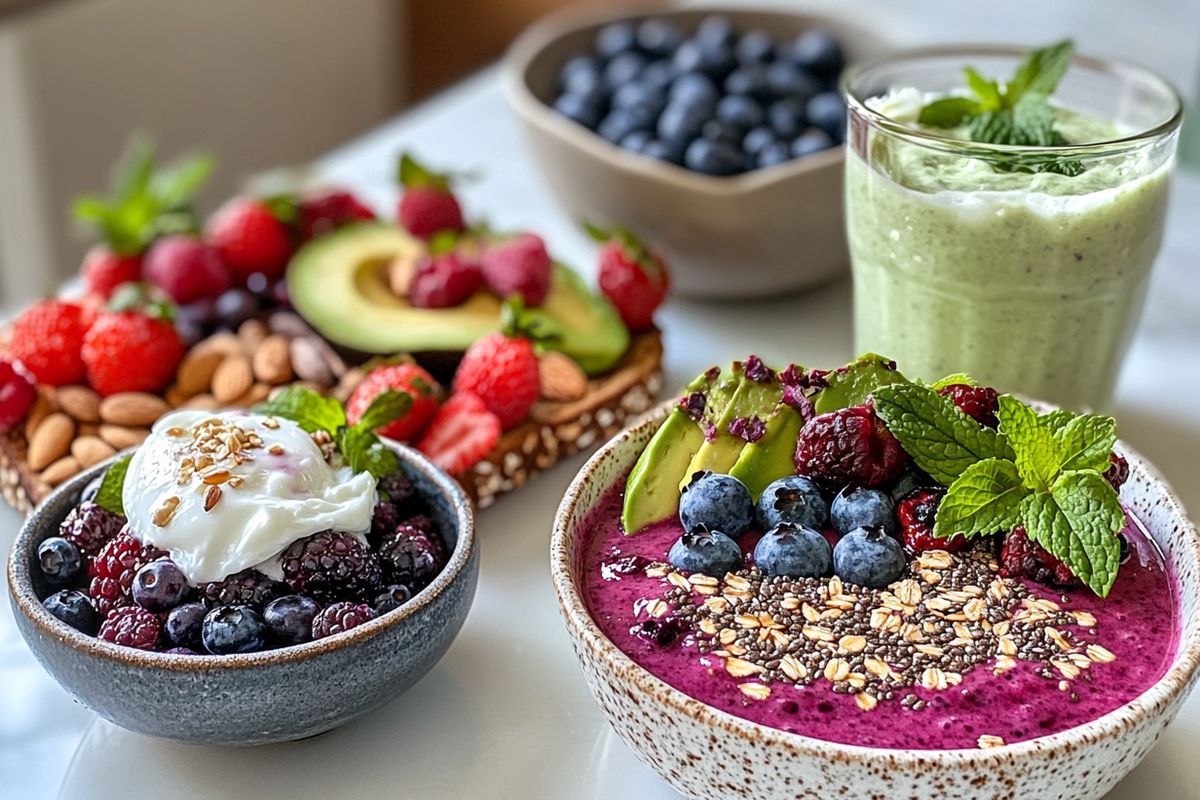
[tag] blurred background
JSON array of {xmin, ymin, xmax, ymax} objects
[{"xmin": 1, "ymin": 0, "xmax": 1199, "ymax": 308}]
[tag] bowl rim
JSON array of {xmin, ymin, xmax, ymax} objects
[
  {"xmin": 550, "ymin": 399, "xmax": 1200, "ymax": 765},
  {"xmin": 500, "ymin": 4, "xmax": 888, "ymax": 197},
  {"xmin": 7, "ymin": 438, "xmax": 476, "ymax": 672}
]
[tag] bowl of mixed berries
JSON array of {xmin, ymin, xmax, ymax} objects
[
  {"xmin": 7, "ymin": 387, "xmax": 477, "ymax": 745},
  {"xmin": 551, "ymin": 355, "xmax": 1200, "ymax": 800}
]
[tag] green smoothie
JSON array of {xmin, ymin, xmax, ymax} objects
[{"xmin": 846, "ymin": 99, "xmax": 1172, "ymax": 410}]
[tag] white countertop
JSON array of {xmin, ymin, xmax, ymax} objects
[{"xmin": 4, "ymin": 58, "xmax": 1200, "ymax": 800}]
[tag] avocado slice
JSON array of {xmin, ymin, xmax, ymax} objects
[
  {"xmin": 621, "ymin": 407, "xmax": 705, "ymax": 535},
  {"xmin": 286, "ymin": 222, "xmax": 630, "ymax": 375},
  {"xmin": 812, "ymin": 353, "xmax": 909, "ymax": 415},
  {"xmin": 729, "ymin": 403, "xmax": 805, "ymax": 502}
]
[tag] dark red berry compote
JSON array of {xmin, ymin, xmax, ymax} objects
[{"xmin": 587, "ymin": 357, "xmax": 1180, "ymax": 751}]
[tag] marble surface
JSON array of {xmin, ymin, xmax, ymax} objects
[{"xmin": 5, "ymin": 19, "xmax": 1200, "ymax": 799}]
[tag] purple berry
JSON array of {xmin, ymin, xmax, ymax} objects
[
  {"xmin": 43, "ymin": 589, "xmax": 100, "ymax": 635},
  {"xmin": 263, "ymin": 595, "xmax": 321, "ymax": 645},
  {"xmin": 373, "ymin": 584, "xmax": 413, "ymax": 616},
  {"xmin": 281, "ymin": 531, "xmax": 383, "ymax": 603},
  {"xmin": 165, "ymin": 602, "xmax": 207, "ymax": 649},
  {"xmin": 38, "ymin": 536, "xmax": 84, "ymax": 586},
  {"xmin": 312, "ymin": 602, "xmax": 377, "ymax": 639},
  {"xmin": 132, "ymin": 559, "xmax": 192, "ymax": 612},
  {"xmin": 202, "ymin": 605, "xmax": 268, "ymax": 654}
]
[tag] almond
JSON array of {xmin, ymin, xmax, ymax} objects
[
  {"xmin": 182, "ymin": 393, "xmax": 220, "ymax": 411},
  {"xmin": 99, "ymin": 392, "xmax": 171, "ymax": 427},
  {"xmin": 268, "ymin": 381, "xmax": 324, "ymax": 401},
  {"xmin": 266, "ymin": 311, "xmax": 315, "ymax": 339},
  {"xmin": 289, "ymin": 337, "xmax": 334, "ymax": 386},
  {"xmin": 28, "ymin": 412, "xmax": 75, "ymax": 470},
  {"xmin": 211, "ymin": 355, "xmax": 254, "ymax": 404},
  {"xmin": 99, "ymin": 424, "xmax": 150, "ymax": 450},
  {"xmin": 252, "ymin": 335, "xmax": 293, "ymax": 385},
  {"xmin": 539, "ymin": 352, "xmax": 588, "ymax": 402},
  {"xmin": 191, "ymin": 332, "xmax": 242, "ymax": 358},
  {"xmin": 40, "ymin": 455, "xmax": 81, "ymax": 487},
  {"xmin": 176, "ymin": 350, "xmax": 226, "ymax": 397},
  {"xmin": 56, "ymin": 385, "xmax": 101, "ymax": 423},
  {"xmin": 388, "ymin": 250, "xmax": 420, "ymax": 298},
  {"xmin": 333, "ymin": 367, "xmax": 366, "ymax": 403},
  {"xmin": 231, "ymin": 382, "xmax": 271, "ymax": 408},
  {"xmin": 71, "ymin": 435, "xmax": 116, "ymax": 468},
  {"xmin": 164, "ymin": 384, "xmax": 188, "ymax": 408},
  {"xmin": 79, "ymin": 422, "xmax": 101, "ymax": 437},
  {"xmin": 238, "ymin": 318, "xmax": 268, "ymax": 355},
  {"xmin": 24, "ymin": 390, "xmax": 57, "ymax": 438}
]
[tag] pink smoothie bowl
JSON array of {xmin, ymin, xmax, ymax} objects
[{"xmin": 550, "ymin": 402, "xmax": 1200, "ymax": 800}]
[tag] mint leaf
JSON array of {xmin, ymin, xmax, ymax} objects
[
  {"xmin": 935, "ymin": 458, "xmax": 1029, "ymax": 540},
  {"xmin": 928, "ymin": 373, "xmax": 977, "ymax": 391},
  {"xmin": 253, "ymin": 387, "xmax": 346, "ymax": 434},
  {"xmin": 1008, "ymin": 39, "xmax": 1074, "ymax": 101},
  {"xmin": 918, "ymin": 96, "xmax": 982, "ymax": 128},
  {"xmin": 336, "ymin": 425, "xmax": 401, "ymax": 480},
  {"xmin": 1055, "ymin": 414, "xmax": 1116, "ymax": 473},
  {"xmin": 397, "ymin": 153, "xmax": 450, "ymax": 192},
  {"xmin": 356, "ymin": 388, "xmax": 413, "ymax": 433},
  {"xmin": 1039, "ymin": 409, "xmax": 1077, "ymax": 434},
  {"xmin": 1021, "ymin": 471, "xmax": 1124, "ymax": 596},
  {"xmin": 997, "ymin": 395, "xmax": 1059, "ymax": 491},
  {"xmin": 965, "ymin": 68, "xmax": 1002, "ymax": 109},
  {"xmin": 152, "ymin": 154, "xmax": 214, "ymax": 210},
  {"xmin": 93, "ymin": 455, "xmax": 132, "ymax": 517},
  {"xmin": 872, "ymin": 384, "xmax": 1012, "ymax": 485}
]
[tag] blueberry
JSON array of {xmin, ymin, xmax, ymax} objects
[
  {"xmin": 373, "ymin": 584, "xmax": 414, "ymax": 616},
  {"xmin": 80, "ymin": 473, "xmax": 104, "ymax": 503},
  {"xmin": 657, "ymin": 100, "xmax": 709, "ymax": 145},
  {"xmin": 132, "ymin": 558, "xmax": 192, "ymax": 612},
  {"xmin": 553, "ymin": 92, "xmax": 604, "ymax": 130},
  {"xmin": 724, "ymin": 65, "xmax": 769, "ymax": 99},
  {"xmin": 43, "ymin": 589, "xmax": 100, "ymax": 635},
  {"xmin": 639, "ymin": 59, "xmax": 677, "ymax": 91},
  {"xmin": 695, "ymin": 14, "xmax": 737, "ymax": 49},
  {"xmin": 611, "ymin": 81, "xmax": 665, "ymax": 118},
  {"xmin": 742, "ymin": 126, "xmax": 777, "ymax": 157},
  {"xmin": 791, "ymin": 128, "xmax": 835, "ymax": 157},
  {"xmin": 756, "ymin": 140, "xmax": 793, "ymax": 168},
  {"xmin": 685, "ymin": 138, "xmax": 744, "ymax": 176},
  {"xmin": 598, "ymin": 106, "xmax": 655, "ymax": 143},
  {"xmin": 756, "ymin": 475, "xmax": 829, "ymax": 531},
  {"xmin": 619, "ymin": 129, "xmax": 654, "ymax": 153},
  {"xmin": 736, "ymin": 30, "xmax": 776, "ymax": 65},
  {"xmin": 753, "ymin": 523, "xmax": 833, "ymax": 578},
  {"xmin": 595, "ymin": 21, "xmax": 638, "ymax": 60},
  {"xmin": 202, "ymin": 605, "xmax": 268, "ymax": 654},
  {"xmin": 604, "ymin": 51, "xmax": 648, "ymax": 91},
  {"xmin": 636, "ymin": 18, "xmax": 684, "ymax": 57},
  {"xmin": 165, "ymin": 602, "xmax": 207, "ymax": 649},
  {"xmin": 679, "ymin": 471, "xmax": 755, "ymax": 536},
  {"xmin": 831, "ymin": 487, "xmax": 897, "ymax": 535},
  {"xmin": 768, "ymin": 98, "xmax": 807, "ymax": 139},
  {"xmin": 214, "ymin": 288, "xmax": 261, "ymax": 330},
  {"xmin": 672, "ymin": 38, "xmax": 733, "ymax": 81},
  {"xmin": 643, "ymin": 139, "xmax": 685, "ymax": 165},
  {"xmin": 668, "ymin": 72, "xmax": 718, "ymax": 108},
  {"xmin": 700, "ymin": 118, "xmax": 741, "ymax": 145},
  {"xmin": 263, "ymin": 594, "xmax": 321, "ymax": 645},
  {"xmin": 38, "ymin": 536, "xmax": 83, "ymax": 586},
  {"xmin": 716, "ymin": 94, "xmax": 764, "ymax": 133},
  {"xmin": 790, "ymin": 29, "xmax": 845, "ymax": 81},
  {"xmin": 559, "ymin": 54, "xmax": 603, "ymax": 95},
  {"xmin": 806, "ymin": 91, "xmax": 846, "ymax": 141},
  {"xmin": 765, "ymin": 61, "xmax": 819, "ymax": 101},
  {"xmin": 667, "ymin": 529, "xmax": 743, "ymax": 576},
  {"xmin": 833, "ymin": 526, "xmax": 907, "ymax": 588}
]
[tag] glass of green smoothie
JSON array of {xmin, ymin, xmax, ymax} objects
[{"xmin": 841, "ymin": 43, "xmax": 1182, "ymax": 410}]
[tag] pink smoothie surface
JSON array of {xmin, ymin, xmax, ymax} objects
[{"xmin": 577, "ymin": 479, "xmax": 1178, "ymax": 750}]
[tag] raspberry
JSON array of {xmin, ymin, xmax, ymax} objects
[
  {"xmin": 280, "ymin": 531, "xmax": 383, "ymax": 603},
  {"xmin": 398, "ymin": 187, "xmax": 465, "ymax": 239},
  {"xmin": 59, "ymin": 501, "xmax": 126, "ymax": 557},
  {"xmin": 1103, "ymin": 453, "xmax": 1129, "ymax": 491},
  {"xmin": 8, "ymin": 300, "xmax": 90, "ymax": 386},
  {"xmin": 143, "ymin": 234, "xmax": 233, "ymax": 304},
  {"xmin": 453, "ymin": 332, "xmax": 540, "ymax": 429},
  {"xmin": 98, "ymin": 606, "xmax": 163, "ymax": 650},
  {"xmin": 591, "ymin": 226, "xmax": 669, "ymax": 333},
  {"xmin": 409, "ymin": 252, "xmax": 483, "ymax": 308},
  {"xmin": 897, "ymin": 489, "xmax": 965, "ymax": 555},
  {"xmin": 415, "ymin": 392, "xmax": 501, "ymax": 474},
  {"xmin": 312, "ymin": 602, "xmax": 377, "ymax": 639},
  {"xmin": 207, "ymin": 198, "xmax": 294, "ymax": 282},
  {"xmin": 936, "ymin": 384, "xmax": 1000, "ymax": 428},
  {"xmin": 346, "ymin": 363, "xmax": 442, "ymax": 443},
  {"xmin": 480, "ymin": 233, "xmax": 552, "ymax": 307},
  {"xmin": 299, "ymin": 188, "xmax": 375, "ymax": 241},
  {"xmin": 378, "ymin": 519, "xmax": 446, "ymax": 591},
  {"xmin": 81, "ymin": 310, "xmax": 187, "ymax": 396},
  {"xmin": 81, "ymin": 247, "xmax": 142, "ymax": 299},
  {"xmin": 0, "ymin": 359, "xmax": 37, "ymax": 432},
  {"xmin": 196, "ymin": 568, "xmax": 288, "ymax": 610},
  {"xmin": 999, "ymin": 527, "xmax": 1082, "ymax": 590},
  {"xmin": 794, "ymin": 405, "xmax": 909, "ymax": 490},
  {"xmin": 88, "ymin": 531, "xmax": 165, "ymax": 615}
]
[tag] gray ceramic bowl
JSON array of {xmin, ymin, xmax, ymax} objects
[
  {"xmin": 503, "ymin": 6, "xmax": 891, "ymax": 300},
  {"xmin": 551, "ymin": 402, "xmax": 1200, "ymax": 800},
  {"xmin": 8, "ymin": 441, "xmax": 478, "ymax": 746}
]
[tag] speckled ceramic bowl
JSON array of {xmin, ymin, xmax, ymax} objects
[
  {"xmin": 551, "ymin": 402, "xmax": 1200, "ymax": 800},
  {"xmin": 8, "ymin": 442, "xmax": 478, "ymax": 746}
]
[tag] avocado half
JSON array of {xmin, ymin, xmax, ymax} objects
[{"xmin": 286, "ymin": 222, "xmax": 630, "ymax": 375}]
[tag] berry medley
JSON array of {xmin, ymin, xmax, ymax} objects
[{"xmin": 552, "ymin": 15, "xmax": 847, "ymax": 175}]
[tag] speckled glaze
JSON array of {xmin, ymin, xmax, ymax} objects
[
  {"xmin": 8, "ymin": 442, "xmax": 478, "ymax": 746},
  {"xmin": 551, "ymin": 402, "xmax": 1200, "ymax": 800}
]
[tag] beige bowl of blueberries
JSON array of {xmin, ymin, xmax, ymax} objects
[{"xmin": 550, "ymin": 356, "xmax": 1200, "ymax": 800}]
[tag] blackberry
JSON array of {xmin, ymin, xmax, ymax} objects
[
  {"xmin": 58, "ymin": 501, "xmax": 125, "ymax": 557},
  {"xmin": 197, "ymin": 568, "xmax": 288, "ymax": 610},
  {"xmin": 99, "ymin": 606, "xmax": 163, "ymax": 650},
  {"xmin": 280, "ymin": 531, "xmax": 383, "ymax": 603},
  {"xmin": 794, "ymin": 405, "xmax": 909, "ymax": 490},
  {"xmin": 368, "ymin": 502, "xmax": 401, "ymax": 549},
  {"xmin": 999, "ymin": 527, "xmax": 1082, "ymax": 591},
  {"xmin": 377, "ymin": 472, "xmax": 415, "ymax": 505},
  {"xmin": 88, "ymin": 531, "xmax": 166, "ymax": 616},
  {"xmin": 936, "ymin": 384, "xmax": 1000, "ymax": 428},
  {"xmin": 378, "ymin": 523, "xmax": 444, "ymax": 592},
  {"xmin": 312, "ymin": 602, "xmax": 377, "ymax": 639}
]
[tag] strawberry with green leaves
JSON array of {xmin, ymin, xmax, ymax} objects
[
  {"xmin": 586, "ymin": 223, "xmax": 669, "ymax": 333},
  {"xmin": 80, "ymin": 285, "xmax": 187, "ymax": 397},
  {"xmin": 452, "ymin": 300, "xmax": 543, "ymax": 430},
  {"xmin": 396, "ymin": 154, "xmax": 465, "ymax": 239},
  {"xmin": 347, "ymin": 362, "xmax": 442, "ymax": 443},
  {"xmin": 206, "ymin": 197, "xmax": 295, "ymax": 282}
]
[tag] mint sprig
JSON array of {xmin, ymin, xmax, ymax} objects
[
  {"xmin": 873, "ymin": 382, "xmax": 1124, "ymax": 596},
  {"xmin": 93, "ymin": 455, "xmax": 133, "ymax": 517},
  {"xmin": 917, "ymin": 40, "xmax": 1084, "ymax": 176}
]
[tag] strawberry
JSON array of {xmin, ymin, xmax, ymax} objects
[
  {"xmin": 81, "ymin": 309, "xmax": 187, "ymax": 396},
  {"xmin": 416, "ymin": 392, "xmax": 501, "ymax": 474},
  {"xmin": 81, "ymin": 247, "xmax": 142, "ymax": 299},
  {"xmin": 588, "ymin": 224, "xmax": 669, "ymax": 333},
  {"xmin": 453, "ymin": 330, "xmax": 540, "ymax": 429},
  {"xmin": 346, "ymin": 363, "xmax": 442, "ymax": 443},
  {"xmin": 480, "ymin": 233, "xmax": 552, "ymax": 307},
  {"xmin": 143, "ymin": 235, "xmax": 233, "ymax": 304},
  {"xmin": 396, "ymin": 154, "xmax": 465, "ymax": 239},
  {"xmin": 8, "ymin": 300, "xmax": 91, "ymax": 386},
  {"xmin": 0, "ymin": 358, "xmax": 37, "ymax": 432},
  {"xmin": 299, "ymin": 188, "xmax": 375, "ymax": 241},
  {"xmin": 206, "ymin": 198, "xmax": 294, "ymax": 282}
]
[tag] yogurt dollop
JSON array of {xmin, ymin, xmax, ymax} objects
[{"xmin": 123, "ymin": 409, "xmax": 377, "ymax": 583}]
